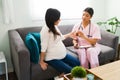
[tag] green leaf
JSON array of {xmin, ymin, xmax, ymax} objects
[{"xmin": 71, "ymin": 66, "xmax": 87, "ymax": 78}]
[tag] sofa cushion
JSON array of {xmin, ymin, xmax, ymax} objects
[
  {"xmin": 25, "ymin": 32, "xmax": 41, "ymax": 64},
  {"xmin": 98, "ymin": 44, "xmax": 115, "ymax": 64},
  {"xmin": 31, "ymin": 63, "xmax": 60, "ymax": 80},
  {"xmin": 67, "ymin": 44, "xmax": 114, "ymax": 54},
  {"xmin": 99, "ymin": 44, "xmax": 114, "ymax": 54},
  {"xmin": 66, "ymin": 46, "xmax": 76, "ymax": 54},
  {"xmin": 67, "ymin": 44, "xmax": 115, "ymax": 65}
]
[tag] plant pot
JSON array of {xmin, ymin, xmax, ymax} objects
[{"xmin": 73, "ymin": 77, "xmax": 84, "ymax": 80}]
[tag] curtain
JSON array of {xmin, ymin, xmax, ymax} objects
[{"xmin": 2, "ymin": 0, "xmax": 14, "ymax": 24}]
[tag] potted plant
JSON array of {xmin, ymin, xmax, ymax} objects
[
  {"xmin": 97, "ymin": 17, "xmax": 120, "ymax": 34},
  {"xmin": 71, "ymin": 66, "xmax": 87, "ymax": 80}
]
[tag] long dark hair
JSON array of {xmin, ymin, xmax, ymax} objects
[{"xmin": 45, "ymin": 8, "xmax": 60, "ymax": 37}]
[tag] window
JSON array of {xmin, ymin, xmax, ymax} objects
[{"xmin": 29, "ymin": 0, "xmax": 90, "ymax": 20}]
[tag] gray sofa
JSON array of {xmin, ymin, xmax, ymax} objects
[{"xmin": 8, "ymin": 25, "xmax": 119, "ymax": 80}]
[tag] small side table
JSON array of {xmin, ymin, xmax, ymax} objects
[
  {"xmin": 0, "ymin": 51, "xmax": 8, "ymax": 80},
  {"xmin": 118, "ymin": 44, "xmax": 120, "ymax": 60}
]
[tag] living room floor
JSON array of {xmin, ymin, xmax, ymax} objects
[
  {"xmin": 0, "ymin": 72, "xmax": 63, "ymax": 80},
  {"xmin": 0, "ymin": 72, "xmax": 17, "ymax": 80}
]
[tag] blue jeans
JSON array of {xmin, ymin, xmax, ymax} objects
[{"xmin": 46, "ymin": 54, "xmax": 80, "ymax": 74}]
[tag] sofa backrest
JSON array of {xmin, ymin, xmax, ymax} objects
[
  {"xmin": 59, "ymin": 25, "xmax": 119, "ymax": 48},
  {"xmin": 16, "ymin": 26, "xmax": 42, "ymax": 41},
  {"xmin": 58, "ymin": 25, "xmax": 74, "ymax": 34},
  {"xmin": 58, "ymin": 25, "xmax": 74, "ymax": 47},
  {"xmin": 15, "ymin": 25, "xmax": 74, "ymax": 47},
  {"xmin": 15, "ymin": 25, "xmax": 118, "ymax": 48}
]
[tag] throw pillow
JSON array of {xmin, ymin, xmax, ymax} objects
[{"xmin": 25, "ymin": 32, "xmax": 41, "ymax": 64}]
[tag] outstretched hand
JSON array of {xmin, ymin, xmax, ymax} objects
[
  {"xmin": 77, "ymin": 31, "xmax": 85, "ymax": 38},
  {"xmin": 69, "ymin": 31, "xmax": 77, "ymax": 39},
  {"xmin": 73, "ymin": 39, "xmax": 79, "ymax": 49}
]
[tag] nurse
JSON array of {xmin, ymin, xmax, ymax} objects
[{"xmin": 72, "ymin": 7, "xmax": 101, "ymax": 68}]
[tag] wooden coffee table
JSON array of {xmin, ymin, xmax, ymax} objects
[
  {"xmin": 63, "ymin": 70, "xmax": 102, "ymax": 80},
  {"xmin": 63, "ymin": 60, "xmax": 120, "ymax": 80},
  {"xmin": 87, "ymin": 60, "xmax": 120, "ymax": 80}
]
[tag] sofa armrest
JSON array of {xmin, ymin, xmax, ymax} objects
[
  {"xmin": 98, "ymin": 29, "xmax": 119, "ymax": 60},
  {"xmin": 98, "ymin": 29, "xmax": 119, "ymax": 49},
  {"xmin": 8, "ymin": 30, "xmax": 30, "ymax": 80}
]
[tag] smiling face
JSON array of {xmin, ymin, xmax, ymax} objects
[{"xmin": 82, "ymin": 11, "xmax": 92, "ymax": 22}]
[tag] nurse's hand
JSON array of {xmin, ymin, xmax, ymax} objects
[
  {"xmin": 73, "ymin": 39, "xmax": 79, "ymax": 49},
  {"xmin": 69, "ymin": 31, "xmax": 77, "ymax": 39},
  {"xmin": 77, "ymin": 31, "xmax": 85, "ymax": 38}
]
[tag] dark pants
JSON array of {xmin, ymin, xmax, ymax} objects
[
  {"xmin": 47, "ymin": 77, "xmax": 55, "ymax": 80},
  {"xmin": 46, "ymin": 54, "xmax": 80, "ymax": 74}
]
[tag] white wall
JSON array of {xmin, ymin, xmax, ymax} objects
[
  {"xmin": 89, "ymin": 0, "xmax": 106, "ymax": 22},
  {"xmin": 106, "ymin": 0, "xmax": 120, "ymax": 19},
  {"xmin": 0, "ymin": 0, "xmax": 118, "ymax": 74},
  {"xmin": 106, "ymin": 0, "xmax": 120, "ymax": 40},
  {"xmin": 0, "ymin": 1, "xmax": 3, "ymax": 23}
]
